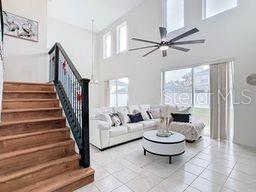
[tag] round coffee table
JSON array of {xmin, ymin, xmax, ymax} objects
[{"xmin": 142, "ymin": 130, "xmax": 185, "ymax": 164}]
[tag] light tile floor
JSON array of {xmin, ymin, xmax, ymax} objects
[{"xmin": 75, "ymin": 137, "xmax": 256, "ymax": 192}]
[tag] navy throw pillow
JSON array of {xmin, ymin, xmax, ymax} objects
[
  {"xmin": 128, "ymin": 113, "xmax": 144, "ymax": 123},
  {"xmin": 171, "ymin": 113, "xmax": 191, "ymax": 123}
]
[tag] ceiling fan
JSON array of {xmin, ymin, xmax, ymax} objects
[{"xmin": 129, "ymin": 27, "xmax": 205, "ymax": 57}]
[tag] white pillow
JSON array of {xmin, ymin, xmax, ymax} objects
[
  {"xmin": 148, "ymin": 108, "xmax": 161, "ymax": 119},
  {"xmin": 96, "ymin": 113, "xmax": 112, "ymax": 125},
  {"xmin": 177, "ymin": 106, "xmax": 192, "ymax": 114},
  {"xmin": 117, "ymin": 111, "xmax": 130, "ymax": 125},
  {"xmin": 128, "ymin": 105, "xmax": 140, "ymax": 114}
]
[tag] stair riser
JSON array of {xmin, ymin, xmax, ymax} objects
[
  {"xmin": 0, "ymin": 130, "xmax": 70, "ymax": 153},
  {"xmin": 0, "ymin": 142, "xmax": 75, "ymax": 175},
  {"xmin": 0, "ymin": 158, "xmax": 80, "ymax": 192},
  {"xmin": 0, "ymin": 119, "xmax": 66, "ymax": 136},
  {"xmin": 2, "ymin": 109, "xmax": 62, "ymax": 122},
  {"xmin": 3, "ymin": 100, "xmax": 60, "ymax": 110},
  {"xmin": 4, "ymin": 83, "xmax": 54, "ymax": 92},
  {"xmin": 55, "ymin": 174, "xmax": 94, "ymax": 192},
  {"xmin": 3, "ymin": 92, "xmax": 57, "ymax": 99}
]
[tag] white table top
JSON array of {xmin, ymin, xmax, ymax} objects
[{"xmin": 143, "ymin": 130, "xmax": 185, "ymax": 144}]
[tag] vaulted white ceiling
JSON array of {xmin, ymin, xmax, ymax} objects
[{"xmin": 48, "ymin": 0, "xmax": 145, "ymax": 33}]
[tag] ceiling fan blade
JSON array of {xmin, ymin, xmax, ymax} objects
[
  {"xmin": 131, "ymin": 38, "xmax": 159, "ymax": 45},
  {"xmin": 171, "ymin": 39, "xmax": 205, "ymax": 45},
  {"xmin": 162, "ymin": 50, "xmax": 167, "ymax": 57},
  {"xmin": 129, "ymin": 45, "xmax": 158, "ymax": 51},
  {"xmin": 169, "ymin": 28, "xmax": 199, "ymax": 43},
  {"xmin": 170, "ymin": 45, "xmax": 190, "ymax": 52},
  {"xmin": 143, "ymin": 47, "xmax": 159, "ymax": 57},
  {"xmin": 159, "ymin": 27, "xmax": 167, "ymax": 41}
]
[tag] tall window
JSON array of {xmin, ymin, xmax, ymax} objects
[
  {"xmin": 117, "ymin": 22, "xmax": 128, "ymax": 53},
  {"xmin": 203, "ymin": 0, "xmax": 238, "ymax": 19},
  {"xmin": 163, "ymin": 65, "xmax": 210, "ymax": 135},
  {"xmin": 109, "ymin": 78, "xmax": 129, "ymax": 107},
  {"xmin": 164, "ymin": 0, "xmax": 184, "ymax": 32},
  {"xmin": 103, "ymin": 32, "xmax": 112, "ymax": 59}
]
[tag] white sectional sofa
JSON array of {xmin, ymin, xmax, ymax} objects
[{"xmin": 90, "ymin": 104, "xmax": 205, "ymax": 150}]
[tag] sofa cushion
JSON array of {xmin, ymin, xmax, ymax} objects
[
  {"xmin": 101, "ymin": 107, "xmax": 114, "ymax": 114},
  {"xmin": 148, "ymin": 108, "xmax": 161, "ymax": 119},
  {"xmin": 109, "ymin": 126, "xmax": 128, "ymax": 137},
  {"xmin": 110, "ymin": 113, "xmax": 122, "ymax": 126},
  {"xmin": 128, "ymin": 105, "xmax": 140, "ymax": 114},
  {"xmin": 143, "ymin": 120, "xmax": 157, "ymax": 129},
  {"xmin": 117, "ymin": 111, "xmax": 130, "ymax": 125},
  {"xmin": 113, "ymin": 106, "xmax": 129, "ymax": 113},
  {"xmin": 126, "ymin": 123, "xmax": 143, "ymax": 133},
  {"xmin": 139, "ymin": 104, "xmax": 150, "ymax": 111},
  {"xmin": 134, "ymin": 107, "xmax": 150, "ymax": 121},
  {"xmin": 96, "ymin": 113, "xmax": 112, "ymax": 125}
]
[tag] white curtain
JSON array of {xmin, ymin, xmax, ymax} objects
[
  {"xmin": 210, "ymin": 62, "xmax": 234, "ymax": 140},
  {"xmin": 104, "ymin": 81, "xmax": 110, "ymax": 107}
]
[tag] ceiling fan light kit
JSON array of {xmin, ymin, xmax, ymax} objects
[{"xmin": 129, "ymin": 27, "xmax": 205, "ymax": 57}]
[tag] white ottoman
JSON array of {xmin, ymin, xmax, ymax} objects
[{"xmin": 142, "ymin": 130, "xmax": 185, "ymax": 164}]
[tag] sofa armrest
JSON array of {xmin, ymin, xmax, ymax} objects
[{"xmin": 91, "ymin": 119, "xmax": 112, "ymax": 130}]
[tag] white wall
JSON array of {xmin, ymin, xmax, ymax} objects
[
  {"xmin": 97, "ymin": 0, "xmax": 256, "ymax": 147},
  {"xmin": 3, "ymin": 0, "xmax": 48, "ymax": 83},
  {"xmin": 47, "ymin": 17, "xmax": 99, "ymax": 108}
]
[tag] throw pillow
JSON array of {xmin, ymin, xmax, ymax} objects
[
  {"xmin": 147, "ymin": 111, "xmax": 154, "ymax": 119},
  {"xmin": 148, "ymin": 108, "xmax": 161, "ymax": 119},
  {"xmin": 128, "ymin": 113, "xmax": 144, "ymax": 123},
  {"xmin": 171, "ymin": 113, "xmax": 191, "ymax": 123},
  {"xmin": 96, "ymin": 113, "xmax": 112, "ymax": 125},
  {"xmin": 177, "ymin": 106, "xmax": 192, "ymax": 114},
  {"xmin": 117, "ymin": 111, "xmax": 130, "ymax": 125},
  {"xmin": 110, "ymin": 113, "xmax": 122, "ymax": 126},
  {"xmin": 134, "ymin": 109, "xmax": 149, "ymax": 121}
]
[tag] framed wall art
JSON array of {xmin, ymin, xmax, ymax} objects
[{"xmin": 3, "ymin": 11, "xmax": 38, "ymax": 42}]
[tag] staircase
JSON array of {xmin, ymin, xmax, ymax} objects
[{"xmin": 0, "ymin": 81, "xmax": 94, "ymax": 192}]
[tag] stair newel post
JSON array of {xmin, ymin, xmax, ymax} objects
[
  {"xmin": 80, "ymin": 78, "xmax": 90, "ymax": 168},
  {"xmin": 54, "ymin": 44, "xmax": 59, "ymax": 84}
]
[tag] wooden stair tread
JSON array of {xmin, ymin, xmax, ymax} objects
[
  {"xmin": 2, "ymin": 107, "xmax": 62, "ymax": 113},
  {"xmin": 16, "ymin": 168, "xmax": 95, "ymax": 192},
  {"xmin": 4, "ymin": 81, "xmax": 53, "ymax": 86},
  {"xmin": 1, "ymin": 81, "xmax": 94, "ymax": 190},
  {"xmin": 0, "ymin": 154, "xmax": 80, "ymax": 184},
  {"xmin": 4, "ymin": 91, "xmax": 56, "ymax": 93},
  {"xmin": 0, "ymin": 117, "xmax": 65, "ymax": 126},
  {"xmin": 0, "ymin": 140, "xmax": 73, "ymax": 161},
  {"xmin": 0, "ymin": 128, "xmax": 68, "ymax": 141},
  {"xmin": 3, "ymin": 99, "xmax": 58, "ymax": 102}
]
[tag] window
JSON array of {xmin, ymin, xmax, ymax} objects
[
  {"xmin": 117, "ymin": 22, "xmax": 128, "ymax": 53},
  {"xmin": 164, "ymin": 0, "xmax": 184, "ymax": 32},
  {"xmin": 163, "ymin": 65, "xmax": 210, "ymax": 135},
  {"xmin": 103, "ymin": 32, "xmax": 112, "ymax": 59},
  {"xmin": 109, "ymin": 78, "xmax": 129, "ymax": 107},
  {"xmin": 203, "ymin": 0, "xmax": 238, "ymax": 19}
]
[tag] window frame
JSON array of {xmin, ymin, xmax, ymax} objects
[
  {"xmin": 109, "ymin": 77, "xmax": 129, "ymax": 107},
  {"xmin": 162, "ymin": 0, "xmax": 185, "ymax": 33},
  {"xmin": 161, "ymin": 65, "xmax": 210, "ymax": 107},
  {"xmin": 116, "ymin": 21, "xmax": 128, "ymax": 54},
  {"xmin": 103, "ymin": 31, "xmax": 112, "ymax": 59},
  {"xmin": 202, "ymin": 0, "xmax": 238, "ymax": 20}
]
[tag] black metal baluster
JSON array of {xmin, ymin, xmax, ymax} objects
[{"xmin": 48, "ymin": 43, "xmax": 90, "ymax": 168}]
